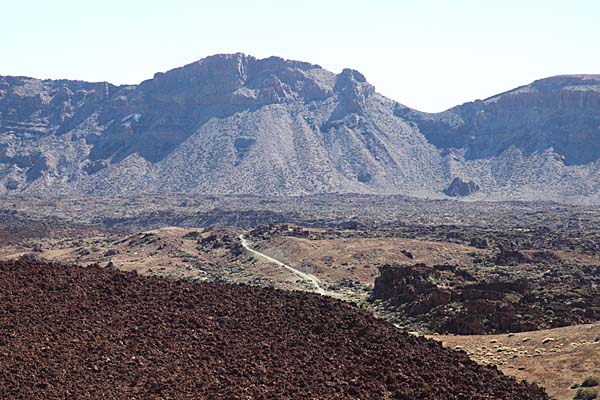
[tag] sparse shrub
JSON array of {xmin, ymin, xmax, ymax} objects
[
  {"xmin": 582, "ymin": 376, "xmax": 600, "ymax": 388},
  {"xmin": 574, "ymin": 387, "xmax": 599, "ymax": 400},
  {"xmin": 469, "ymin": 237, "xmax": 488, "ymax": 249}
]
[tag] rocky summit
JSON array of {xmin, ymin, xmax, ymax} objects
[{"xmin": 1, "ymin": 54, "xmax": 599, "ymax": 202}]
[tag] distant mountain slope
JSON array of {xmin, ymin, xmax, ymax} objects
[
  {"xmin": 398, "ymin": 75, "xmax": 600, "ymax": 165},
  {"xmin": 1, "ymin": 54, "xmax": 599, "ymax": 202}
]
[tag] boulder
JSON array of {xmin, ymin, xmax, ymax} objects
[{"xmin": 443, "ymin": 177, "xmax": 480, "ymax": 197}]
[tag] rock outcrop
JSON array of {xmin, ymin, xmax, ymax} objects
[
  {"xmin": 443, "ymin": 177, "xmax": 480, "ymax": 196},
  {"xmin": 371, "ymin": 263, "xmax": 600, "ymax": 334}
]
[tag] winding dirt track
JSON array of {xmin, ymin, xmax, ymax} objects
[{"xmin": 240, "ymin": 234, "xmax": 328, "ymax": 295}]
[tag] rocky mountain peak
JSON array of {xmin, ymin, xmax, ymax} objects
[
  {"xmin": 140, "ymin": 53, "xmax": 334, "ymax": 107},
  {"xmin": 406, "ymin": 74, "xmax": 600, "ymax": 166},
  {"xmin": 483, "ymin": 74, "xmax": 600, "ymax": 107},
  {"xmin": 144, "ymin": 53, "xmax": 250, "ymax": 101},
  {"xmin": 1, "ymin": 56, "xmax": 599, "ymax": 201},
  {"xmin": 531, "ymin": 74, "xmax": 600, "ymax": 89},
  {"xmin": 334, "ymin": 68, "xmax": 375, "ymax": 113},
  {"xmin": 337, "ymin": 68, "xmax": 367, "ymax": 83}
]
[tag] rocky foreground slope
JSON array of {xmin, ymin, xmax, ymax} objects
[
  {"xmin": 0, "ymin": 259, "xmax": 548, "ymax": 399},
  {"xmin": 1, "ymin": 54, "xmax": 599, "ymax": 201}
]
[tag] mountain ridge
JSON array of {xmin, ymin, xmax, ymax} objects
[{"xmin": 1, "ymin": 53, "xmax": 599, "ymax": 202}]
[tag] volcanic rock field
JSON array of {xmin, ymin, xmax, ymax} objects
[{"xmin": 0, "ymin": 259, "xmax": 549, "ymax": 399}]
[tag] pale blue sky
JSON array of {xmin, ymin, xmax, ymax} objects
[{"xmin": 2, "ymin": 0, "xmax": 599, "ymax": 111}]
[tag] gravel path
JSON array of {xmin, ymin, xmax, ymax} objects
[{"xmin": 239, "ymin": 234, "xmax": 327, "ymax": 295}]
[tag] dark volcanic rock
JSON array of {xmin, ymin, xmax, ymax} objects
[
  {"xmin": 0, "ymin": 259, "xmax": 548, "ymax": 399},
  {"xmin": 490, "ymin": 247, "xmax": 530, "ymax": 266},
  {"xmin": 444, "ymin": 177, "xmax": 480, "ymax": 197},
  {"xmin": 371, "ymin": 263, "xmax": 600, "ymax": 334}
]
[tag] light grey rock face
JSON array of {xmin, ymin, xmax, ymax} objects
[
  {"xmin": 0, "ymin": 55, "xmax": 599, "ymax": 202},
  {"xmin": 0, "ymin": 76, "xmax": 120, "ymax": 193},
  {"xmin": 87, "ymin": 54, "xmax": 337, "ymax": 164},
  {"xmin": 399, "ymin": 75, "xmax": 600, "ymax": 165}
]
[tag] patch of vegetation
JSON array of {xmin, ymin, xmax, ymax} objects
[
  {"xmin": 574, "ymin": 388, "xmax": 599, "ymax": 400},
  {"xmin": 582, "ymin": 377, "xmax": 600, "ymax": 388}
]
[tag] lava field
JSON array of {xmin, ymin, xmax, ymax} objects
[{"xmin": 0, "ymin": 259, "xmax": 548, "ymax": 399}]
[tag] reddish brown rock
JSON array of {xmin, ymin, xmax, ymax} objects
[{"xmin": 0, "ymin": 259, "xmax": 548, "ymax": 399}]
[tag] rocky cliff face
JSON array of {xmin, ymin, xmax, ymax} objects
[
  {"xmin": 398, "ymin": 75, "xmax": 600, "ymax": 165},
  {"xmin": 0, "ymin": 54, "xmax": 599, "ymax": 201}
]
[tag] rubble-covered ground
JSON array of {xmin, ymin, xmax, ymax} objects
[
  {"xmin": 0, "ymin": 259, "xmax": 549, "ymax": 399},
  {"xmin": 1, "ymin": 194, "xmax": 598, "ymax": 399}
]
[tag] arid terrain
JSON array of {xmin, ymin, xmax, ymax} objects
[
  {"xmin": 436, "ymin": 324, "xmax": 600, "ymax": 400},
  {"xmin": 1, "ymin": 195, "xmax": 600, "ymax": 399},
  {"xmin": 0, "ymin": 259, "xmax": 548, "ymax": 399},
  {"xmin": 2, "ymin": 3, "xmax": 600, "ymax": 400}
]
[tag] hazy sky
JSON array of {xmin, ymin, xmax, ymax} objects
[{"xmin": 2, "ymin": 0, "xmax": 599, "ymax": 112}]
